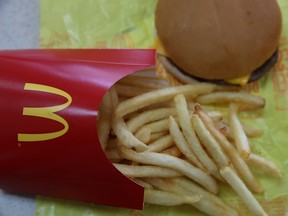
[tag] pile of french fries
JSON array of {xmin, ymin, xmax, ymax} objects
[{"xmin": 97, "ymin": 68, "xmax": 281, "ymax": 216}]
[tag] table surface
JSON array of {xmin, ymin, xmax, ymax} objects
[{"xmin": 0, "ymin": 0, "xmax": 39, "ymax": 215}]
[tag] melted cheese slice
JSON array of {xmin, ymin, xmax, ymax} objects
[
  {"xmin": 153, "ymin": 37, "xmax": 168, "ymax": 56},
  {"xmin": 225, "ymin": 74, "xmax": 251, "ymax": 86}
]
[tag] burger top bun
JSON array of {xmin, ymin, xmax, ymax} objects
[{"xmin": 155, "ymin": 0, "xmax": 282, "ymax": 80}]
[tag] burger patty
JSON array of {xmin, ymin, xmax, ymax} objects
[{"xmin": 161, "ymin": 49, "xmax": 278, "ymax": 85}]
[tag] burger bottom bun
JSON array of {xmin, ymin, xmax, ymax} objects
[{"xmin": 158, "ymin": 50, "xmax": 278, "ymax": 86}]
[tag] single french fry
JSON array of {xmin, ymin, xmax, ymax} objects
[
  {"xmin": 138, "ymin": 101, "xmax": 175, "ymax": 112},
  {"xmin": 173, "ymin": 94, "xmax": 219, "ymax": 176},
  {"xmin": 228, "ymin": 103, "xmax": 251, "ymax": 159},
  {"xmin": 197, "ymin": 92, "xmax": 265, "ymax": 109},
  {"xmin": 112, "ymin": 116, "xmax": 148, "ymax": 152},
  {"xmin": 138, "ymin": 118, "xmax": 170, "ymax": 134},
  {"xmin": 109, "ymin": 86, "xmax": 120, "ymax": 110},
  {"xmin": 218, "ymin": 126, "xmax": 230, "ymax": 138},
  {"xmin": 110, "ymin": 87, "xmax": 148, "ymax": 152},
  {"xmin": 161, "ymin": 146, "xmax": 182, "ymax": 158},
  {"xmin": 144, "ymin": 189, "xmax": 202, "ymax": 206},
  {"xmin": 168, "ymin": 177, "xmax": 238, "ymax": 216},
  {"xmin": 113, "ymin": 164, "xmax": 182, "ymax": 178},
  {"xmin": 116, "ymin": 83, "xmax": 217, "ymax": 117},
  {"xmin": 188, "ymin": 102, "xmax": 224, "ymax": 123},
  {"xmin": 145, "ymin": 177, "xmax": 238, "ymax": 216},
  {"xmin": 247, "ymin": 153, "xmax": 281, "ymax": 178},
  {"xmin": 222, "ymin": 124, "xmax": 264, "ymax": 139},
  {"xmin": 97, "ymin": 91, "xmax": 113, "ymax": 150},
  {"xmin": 146, "ymin": 134, "xmax": 174, "ymax": 152},
  {"xmin": 133, "ymin": 178, "xmax": 154, "ymax": 189},
  {"xmin": 207, "ymin": 111, "xmax": 224, "ymax": 122},
  {"xmin": 126, "ymin": 108, "xmax": 177, "ymax": 133},
  {"xmin": 118, "ymin": 145, "xmax": 219, "ymax": 194},
  {"xmin": 220, "ymin": 167, "xmax": 268, "ymax": 216},
  {"xmin": 134, "ymin": 127, "xmax": 151, "ymax": 143},
  {"xmin": 168, "ymin": 116, "xmax": 205, "ymax": 169},
  {"xmin": 195, "ymin": 106, "xmax": 264, "ymax": 193},
  {"xmin": 191, "ymin": 114, "xmax": 230, "ymax": 168},
  {"xmin": 242, "ymin": 125, "xmax": 264, "ymax": 138},
  {"xmin": 222, "ymin": 118, "xmax": 264, "ymax": 138},
  {"xmin": 149, "ymin": 132, "xmax": 169, "ymax": 143}
]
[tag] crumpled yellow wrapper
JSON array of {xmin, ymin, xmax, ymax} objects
[{"xmin": 37, "ymin": 0, "xmax": 288, "ymax": 215}]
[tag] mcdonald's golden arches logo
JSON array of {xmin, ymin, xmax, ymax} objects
[{"xmin": 18, "ymin": 83, "xmax": 72, "ymax": 142}]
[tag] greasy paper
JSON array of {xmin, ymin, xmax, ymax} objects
[{"xmin": 37, "ymin": 0, "xmax": 288, "ymax": 215}]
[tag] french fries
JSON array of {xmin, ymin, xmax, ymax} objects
[
  {"xmin": 206, "ymin": 110, "xmax": 224, "ymax": 122},
  {"xmin": 173, "ymin": 94, "xmax": 218, "ymax": 175},
  {"xmin": 161, "ymin": 146, "xmax": 182, "ymax": 157},
  {"xmin": 110, "ymin": 87, "xmax": 148, "ymax": 152},
  {"xmin": 167, "ymin": 177, "xmax": 238, "ymax": 215},
  {"xmin": 133, "ymin": 178, "xmax": 153, "ymax": 190},
  {"xmin": 144, "ymin": 189, "xmax": 202, "ymax": 206},
  {"xmin": 138, "ymin": 118, "xmax": 171, "ymax": 134},
  {"xmin": 196, "ymin": 92, "xmax": 266, "ymax": 109},
  {"xmin": 149, "ymin": 132, "xmax": 168, "ymax": 143},
  {"xmin": 247, "ymin": 153, "xmax": 281, "ymax": 178},
  {"xmin": 194, "ymin": 106, "xmax": 264, "ymax": 193},
  {"xmin": 168, "ymin": 116, "xmax": 204, "ymax": 169},
  {"xmin": 145, "ymin": 177, "xmax": 238, "ymax": 216},
  {"xmin": 220, "ymin": 167, "xmax": 268, "ymax": 216},
  {"xmin": 191, "ymin": 114, "xmax": 230, "ymax": 168},
  {"xmin": 97, "ymin": 92, "xmax": 112, "ymax": 150},
  {"xmin": 97, "ymin": 70, "xmax": 281, "ymax": 215},
  {"xmin": 228, "ymin": 103, "xmax": 251, "ymax": 159},
  {"xmin": 134, "ymin": 127, "xmax": 151, "ymax": 143},
  {"xmin": 126, "ymin": 108, "xmax": 177, "ymax": 133},
  {"xmin": 115, "ymin": 83, "xmax": 217, "ymax": 117},
  {"xmin": 113, "ymin": 164, "xmax": 182, "ymax": 178},
  {"xmin": 145, "ymin": 134, "xmax": 174, "ymax": 152},
  {"xmin": 112, "ymin": 115, "xmax": 148, "ymax": 152},
  {"xmin": 117, "ymin": 144, "xmax": 219, "ymax": 194}
]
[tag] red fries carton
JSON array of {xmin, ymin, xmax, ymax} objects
[{"xmin": 0, "ymin": 49, "xmax": 155, "ymax": 209}]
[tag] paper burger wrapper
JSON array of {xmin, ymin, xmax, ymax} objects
[{"xmin": 0, "ymin": 49, "xmax": 155, "ymax": 209}]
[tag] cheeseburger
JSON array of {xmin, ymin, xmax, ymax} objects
[{"xmin": 155, "ymin": 0, "xmax": 282, "ymax": 86}]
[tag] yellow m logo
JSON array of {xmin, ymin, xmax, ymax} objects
[{"xmin": 18, "ymin": 83, "xmax": 72, "ymax": 142}]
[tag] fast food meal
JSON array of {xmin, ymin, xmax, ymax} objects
[
  {"xmin": 154, "ymin": 0, "xmax": 282, "ymax": 86},
  {"xmin": 97, "ymin": 68, "xmax": 281, "ymax": 216},
  {"xmin": 95, "ymin": 1, "xmax": 284, "ymax": 215}
]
